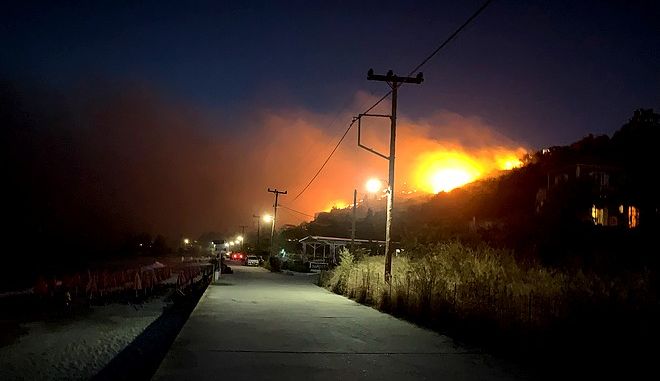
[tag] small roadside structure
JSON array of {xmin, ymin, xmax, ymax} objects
[{"xmin": 299, "ymin": 236, "xmax": 386, "ymax": 264}]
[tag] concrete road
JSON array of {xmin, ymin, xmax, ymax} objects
[{"xmin": 153, "ymin": 264, "xmax": 524, "ymax": 381}]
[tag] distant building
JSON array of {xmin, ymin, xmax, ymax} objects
[
  {"xmin": 299, "ymin": 236, "xmax": 388, "ymax": 264},
  {"xmin": 210, "ymin": 239, "xmax": 227, "ymax": 256},
  {"xmin": 536, "ymin": 163, "xmax": 640, "ymax": 228}
]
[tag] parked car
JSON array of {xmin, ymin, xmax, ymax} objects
[
  {"xmin": 246, "ymin": 255, "xmax": 259, "ymax": 266},
  {"xmin": 230, "ymin": 252, "xmax": 246, "ymax": 262}
]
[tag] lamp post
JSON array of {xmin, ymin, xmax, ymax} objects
[
  {"xmin": 351, "ymin": 179, "xmax": 384, "ymax": 253},
  {"xmin": 253, "ymin": 214, "xmax": 262, "ymax": 251},
  {"xmin": 262, "ymin": 214, "xmax": 274, "ymax": 256}
]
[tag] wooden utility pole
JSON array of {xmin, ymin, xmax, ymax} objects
[
  {"xmin": 362, "ymin": 69, "xmax": 423, "ymax": 282},
  {"xmin": 350, "ymin": 189, "xmax": 357, "ymax": 253},
  {"xmin": 252, "ymin": 215, "xmax": 261, "ymax": 251},
  {"xmin": 267, "ymin": 188, "xmax": 287, "ymax": 256},
  {"xmin": 239, "ymin": 225, "xmax": 248, "ymax": 250}
]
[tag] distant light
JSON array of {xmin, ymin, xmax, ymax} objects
[
  {"xmin": 183, "ymin": 238, "xmax": 190, "ymax": 245},
  {"xmin": 224, "ymin": 243, "xmax": 229, "ymax": 247},
  {"xmin": 237, "ymin": 235, "xmax": 244, "ymax": 242},
  {"xmin": 366, "ymin": 178, "xmax": 382, "ymax": 193},
  {"xmin": 263, "ymin": 214, "xmax": 273, "ymax": 223}
]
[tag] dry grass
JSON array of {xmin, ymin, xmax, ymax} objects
[{"xmin": 320, "ymin": 242, "xmax": 657, "ymax": 353}]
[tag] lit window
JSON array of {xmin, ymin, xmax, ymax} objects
[
  {"xmin": 628, "ymin": 206, "xmax": 639, "ymax": 228},
  {"xmin": 591, "ymin": 205, "xmax": 607, "ymax": 226}
]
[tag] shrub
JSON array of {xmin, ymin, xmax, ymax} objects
[
  {"xmin": 282, "ymin": 260, "xmax": 309, "ymax": 273},
  {"xmin": 268, "ymin": 256, "xmax": 281, "ymax": 272},
  {"xmin": 327, "ymin": 248, "xmax": 354, "ymax": 294}
]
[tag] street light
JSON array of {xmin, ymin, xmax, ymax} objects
[
  {"xmin": 262, "ymin": 214, "xmax": 274, "ymax": 256},
  {"xmin": 350, "ymin": 178, "xmax": 385, "ymax": 253},
  {"xmin": 183, "ymin": 238, "xmax": 190, "ymax": 245},
  {"xmin": 366, "ymin": 178, "xmax": 382, "ymax": 193}
]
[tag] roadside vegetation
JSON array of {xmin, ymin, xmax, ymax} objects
[{"xmin": 320, "ymin": 243, "xmax": 658, "ymax": 374}]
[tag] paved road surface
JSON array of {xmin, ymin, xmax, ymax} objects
[{"xmin": 154, "ymin": 264, "xmax": 523, "ymax": 380}]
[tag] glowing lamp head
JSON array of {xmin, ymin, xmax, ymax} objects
[
  {"xmin": 262, "ymin": 214, "xmax": 273, "ymax": 223},
  {"xmin": 237, "ymin": 235, "xmax": 244, "ymax": 242},
  {"xmin": 365, "ymin": 178, "xmax": 382, "ymax": 193},
  {"xmin": 183, "ymin": 238, "xmax": 190, "ymax": 245}
]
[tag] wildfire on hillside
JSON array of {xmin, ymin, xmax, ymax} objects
[
  {"xmin": 412, "ymin": 147, "xmax": 525, "ymax": 194},
  {"xmin": 288, "ymin": 105, "xmax": 529, "ymax": 216}
]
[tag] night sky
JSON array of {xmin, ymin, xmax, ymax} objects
[{"xmin": 2, "ymin": 0, "xmax": 658, "ymax": 244}]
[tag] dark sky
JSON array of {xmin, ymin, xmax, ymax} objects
[{"xmin": 2, "ymin": 0, "xmax": 659, "ymax": 246}]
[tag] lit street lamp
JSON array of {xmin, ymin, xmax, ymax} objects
[
  {"xmin": 351, "ymin": 178, "xmax": 385, "ymax": 252},
  {"xmin": 262, "ymin": 214, "xmax": 274, "ymax": 256},
  {"xmin": 366, "ymin": 178, "xmax": 383, "ymax": 194}
]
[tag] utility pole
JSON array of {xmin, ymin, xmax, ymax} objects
[
  {"xmin": 359, "ymin": 69, "xmax": 423, "ymax": 283},
  {"xmin": 239, "ymin": 225, "xmax": 248, "ymax": 250},
  {"xmin": 350, "ymin": 189, "xmax": 357, "ymax": 253},
  {"xmin": 252, "ymin": 215, "xmax": 261, "ymax": 252},
  {"xmin": 267, "ymin": 188, "xmax": 287, "ymax": 256}
]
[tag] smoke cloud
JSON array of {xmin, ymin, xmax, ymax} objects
[{"xmin": 2, "ymin": 83, "xmax": 527, "ymax": 253}]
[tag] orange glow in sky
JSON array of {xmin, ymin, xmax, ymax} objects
[{"xmin": 245, "ymin": 102, "xmax": 528, "ymax": 226}]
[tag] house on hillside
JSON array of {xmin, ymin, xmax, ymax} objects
[
  {"xmin": 538, "ymin": 108, "xmax": 660, "ymax": 229},
  {"xmin": 536, "ymin": 162, "xmax": 641, "ymax": 228}
]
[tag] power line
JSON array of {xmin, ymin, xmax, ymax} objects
[
  {"xmin": 291, "ymin": 0, "xmax": 494, "ymax": 201},
  {"xmin": 291, "ymin": 96, "xmax": 356, "ymax": 181},
  {"xmin": 278, "ymin": 204, "xmax": 315, "ymax": 218},
  {"xmin": 406, "ymin": 0, "xmax": 493, "ymax": 77},
  {"xmin": 292, "ymin": 91, "xmax": 392, "ymax": 201}
]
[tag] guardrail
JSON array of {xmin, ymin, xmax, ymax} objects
[{"xmin": 26, "ymin": 261, "xmax": 214, "ymax": 304}]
